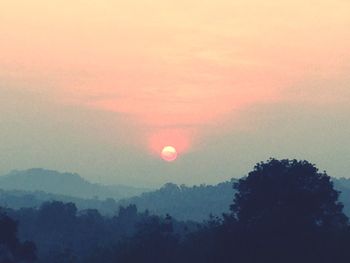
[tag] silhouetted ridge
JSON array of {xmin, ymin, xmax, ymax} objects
[
  {"xmin": 0, "ymin": 169, "xmax": 149, "ymax": 200},
  {"xmin": 118, "ymin": 180, "xmax": 236, "ymax": 221},
  {"xmin": 1, "ymin": 169, "xmax": 350, "ymax": 222}
]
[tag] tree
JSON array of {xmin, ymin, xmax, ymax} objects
[
  {"xmin": 231, "ymin": 159, "xmax": 347, "ymax": 229},
  {"xmin": 0, "ymin": 210, "xmax": 36, "ymax": 263},
  {"xmin": 227, "ymin": 159, "xmax": 350, "ymax": 263},
  {"xmin": 116, "ymin": 215, "xmax": 180, "ymax": 263}
]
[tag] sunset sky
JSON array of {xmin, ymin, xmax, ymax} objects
[{"xmin": 1, "ymin": 0, "xmax": 349, "ymax": 187}]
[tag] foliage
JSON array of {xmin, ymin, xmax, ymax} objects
[
  {"xmin": 231, "ymin": 159, "xmax": 348, "ymax": 229},
  {"xmin": 0, "ymin": 210, "xmax": 36, "ymax": 263},
  {"xmin": 3, "ymin": 159, "xmax": 350, "ymax": 263},
  {"xmin": 118, "ymin": 181, "xmax": 235, "ymax": 221}
]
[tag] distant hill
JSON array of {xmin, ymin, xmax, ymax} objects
[
  {"xmin": 1, "ymin": 169, "xmax": 350, "ymax": 222},
  {"xmin": 333, "ymin": 178, "xmax": 350, "ymax": 216},
  {"xmin": 118, "ymin": 181, "xmax": 236, "ymax": 221},
  {"xmin": 0, "ymin": 177, "xmax": 236, "ymax": 221},
  {"xmin": 334, "ymin": 178, "xmax": 350, "ymax": 189},
  {"xmin": 118, "ymin": 178, "xmax": 350, "ymax": 221},
  {"xmin": 0, "ymin": 168, "xmax": 149, "ymax": 200}
]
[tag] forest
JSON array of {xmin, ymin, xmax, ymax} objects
[{"xmin": 1, "ymin": 159, "xmax": 350, "ymax": 263}]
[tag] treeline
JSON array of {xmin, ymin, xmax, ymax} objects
[
  {"xmin": 2, "ymin": 203, "xmax": 194, "ymax": 262},
  {"xmin": 0, "ymin": 189, "xmax": 121, "ymax": 216},
  {"xmin": 1, "ymin": 176, "xmax": 350, "ymax": 222},
  {"xmin": 1, "ymin": 159, "xmax": 350, "ymax": 263},
  {"xmin": 118, "ymin": 181, "xmax": 235, "ymax": 221},
  {"xmin": 0, "ymin": 181, "xmax": 234, "ymax": 221}
]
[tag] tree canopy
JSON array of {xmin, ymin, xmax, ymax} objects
[
  {"xmin": 231, "ymin": 159, "xmax": 348, "ymax": 229},
  {"xmin": 224, "ymin": 159, "xmax": 350, "ymax": 263},
  {"xmin": 0, "ymin": 210, "xmax": 36, "ymax": 263}
]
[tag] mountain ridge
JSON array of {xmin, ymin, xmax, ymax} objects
[
  {"xmin": 0, "ymin": 168, "xmax": 150, "ymax": 200},
  {"xmin": 1, "ymin": 168, "xmax": 349, "ymax": 221}
]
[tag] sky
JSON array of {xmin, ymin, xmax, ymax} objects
[{"xmin": 0, "ymin": 0, "xmax": 350, "ymax": 187}]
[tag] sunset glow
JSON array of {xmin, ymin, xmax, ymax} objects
[{"xmin": 1, "ymin": 0, "xmax": 350, "ymax": 175}]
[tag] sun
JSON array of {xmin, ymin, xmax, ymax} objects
[{"xmin": 161, "ymin": 146, "xmax": 178, "ymax": 162}]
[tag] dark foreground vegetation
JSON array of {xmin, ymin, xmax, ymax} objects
[{"xmin": 1, "ymin": 159, "xmax": 350, "ymax": 263}]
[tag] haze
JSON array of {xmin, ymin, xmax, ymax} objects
[{"xmin": 0, "ymin": 0, "xmax": 349, "ymax": 187}]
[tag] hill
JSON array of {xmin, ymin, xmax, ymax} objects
[
  {"xmin": 118, "ymin": 181, "xmax": 236, "ymax": 221},
  {"xmin": 1, "ymin": 169, "xmax": 350, "ymax": 222},
  {"xmin": 118, "ymin": 178, "xmax": 350, "ymax": 221},
  {"xmin": 333, "ymin": 178, "xmax": 350, "ymax": 216},
  {"xmin": 0, "ymin": 168, "xmax": 149, "ymax": 200}
]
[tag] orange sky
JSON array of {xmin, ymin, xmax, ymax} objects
[{"xmin": 1, "ymin": 0, "xmax": 350, "ymax": 185}]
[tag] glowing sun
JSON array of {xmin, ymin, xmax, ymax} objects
[{"xmin": 161, "ymin": 146, "xmax": 178, "ymax": 162}]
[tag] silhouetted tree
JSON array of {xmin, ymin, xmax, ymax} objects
[
  {"xmin": 231, "ymin": 159, "xmax": 347, "ymax": 227},
  {"xmin": 0, "ymin": 210, "xmax": 36, "ymax": 263},
  {"xmin": 116, "ymin": 215, "xmax": 180, "ymax": 263},
  {"xmin": 225, "ymin": 159, "xmax": 350, "ymax": 263}
]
